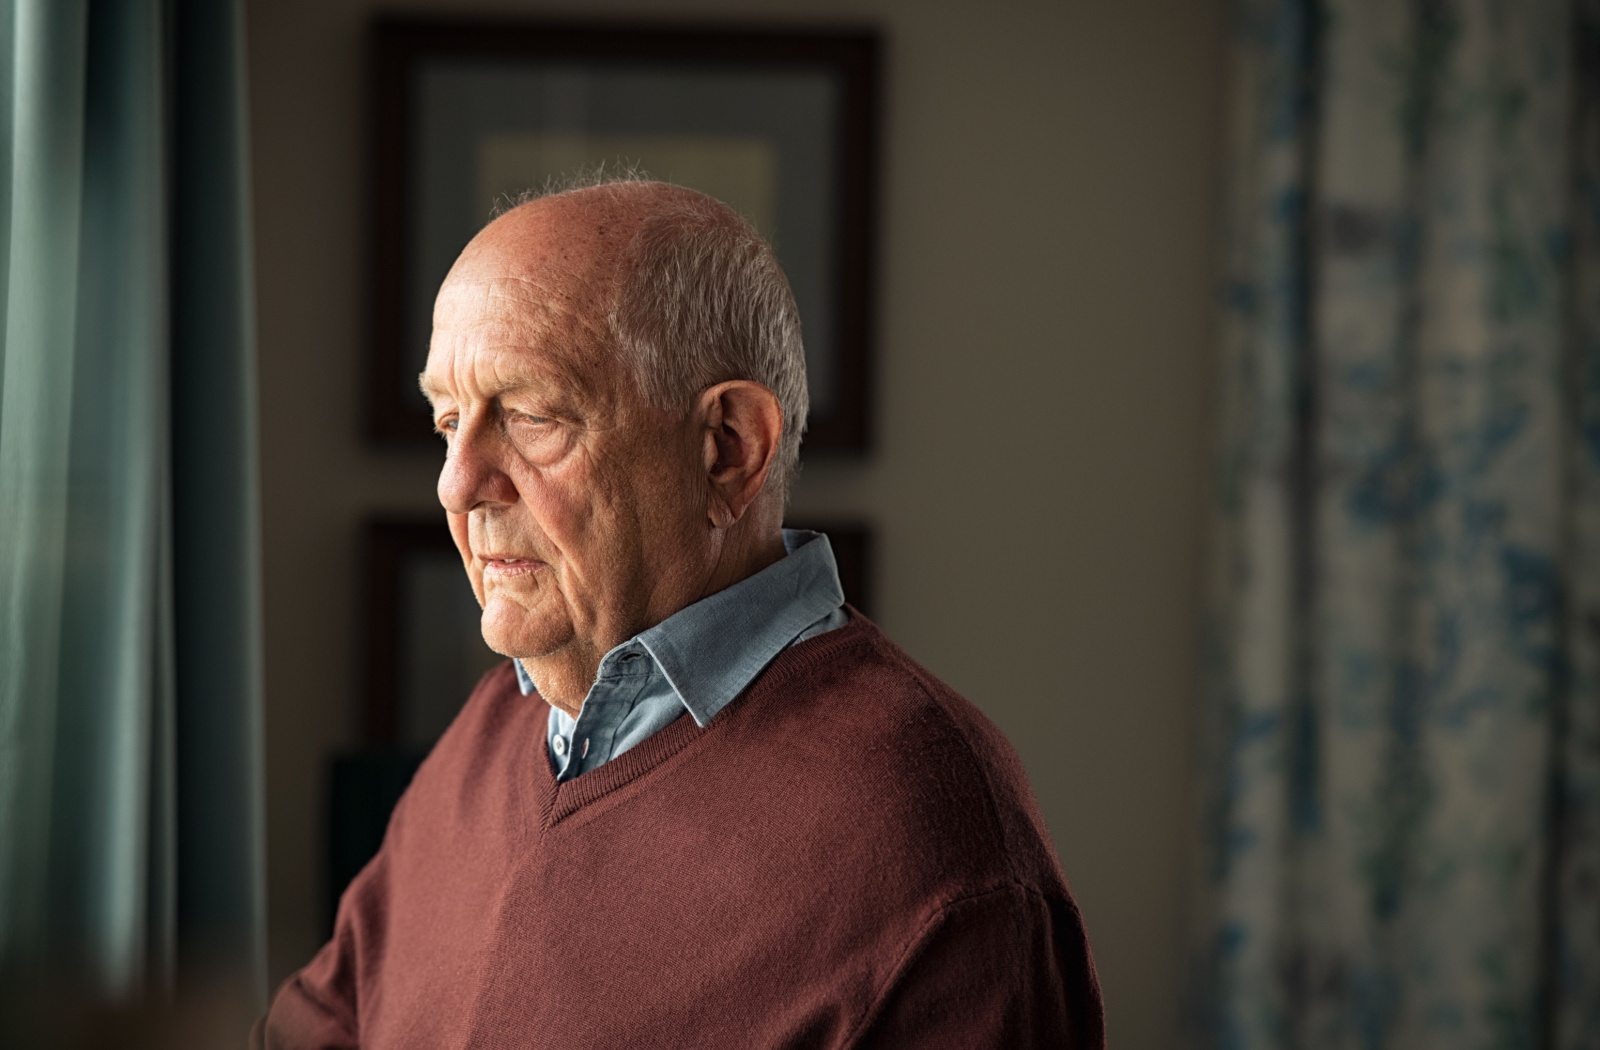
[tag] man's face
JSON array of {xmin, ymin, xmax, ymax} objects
[{"xmin": 420, "ymin": 205, "xmax": 711, "ymax": 690}]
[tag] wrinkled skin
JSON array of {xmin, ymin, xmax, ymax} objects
[{"xmin": 419, "ymin": 185, "xmax": 786, "ymax": 715}]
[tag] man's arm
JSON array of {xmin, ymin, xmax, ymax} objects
[
  {"xmin": 254, "ymin": 850, "xmax": 383, "ymax": 1050},
  {"xmin": 257, "ymin": 952, "xmax": 360, "ymax": 1050},
  {"xmin": 850, "ymin": 884, "xmax": 1105, "ymax": 1049}
]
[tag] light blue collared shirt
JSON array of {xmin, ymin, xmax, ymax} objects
[{"xmin": 514, "ymin": 529, "xmax": 849, "ymax": 781}]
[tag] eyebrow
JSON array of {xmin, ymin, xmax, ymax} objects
[
  {"xmin": 417, "ymin": 360, "xmax": 596, "ymax": 420},
  {"xmin": 418, "ymin": 370, "xmax": 557, "ymax": 403},
  {"xmin": 418, "ymin": 373, "xmax": 444, "ymax": 405}
]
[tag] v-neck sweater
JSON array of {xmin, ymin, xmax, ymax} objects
[{"xmin": 262, "ymin": 613, "xmax": 1105, "ymax": 1049}]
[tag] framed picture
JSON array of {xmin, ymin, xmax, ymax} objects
[
  {"xmin": 359, "ymin": 516, "xmax": 874, "ymax": 746},
  {"xmin": 359, "ymin": 517, "xmax": 499, "ymax": 747},
  {"xmin": 365, "ymin": 17, "xmax": 881, "ymax": 453}
]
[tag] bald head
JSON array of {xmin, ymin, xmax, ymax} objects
[
  {"xmin": 435, "ymin": 179, "xmax": 810, "ymax": 491},
  {"xmin": 443, "ymin": 180, "xmax": 696, "ymax": 306},
  {"xmin": 419, "ymin": 178, "xmax": 805, "ymax": 711},
  {"xmin": 430, "ymin": 184, "xmax": 662, "ymax": 389}
]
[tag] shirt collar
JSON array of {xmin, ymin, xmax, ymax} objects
[{"xmin": 513, "ymin": 529, "xmax": 845, "ymax": 726}]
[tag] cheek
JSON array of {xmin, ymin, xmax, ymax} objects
[
  {"xmin": 520, "ymin": 464, "xmax": 601, "ymax": 546},
  {"xmin": 527, "ymin": 457, "xmax": 651, "ymax": 591},
  {"xmin": 631, "ymin": 440, "xmax": 705, "ymax": 531}
]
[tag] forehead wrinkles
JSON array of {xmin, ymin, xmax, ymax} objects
[
  {"xmin": 431, "ymin": 273, "xmax": 628, "ymax": 410},
  {"xmin": 435, "ymin": 273, "xmax": 587, "ymax": 335}
]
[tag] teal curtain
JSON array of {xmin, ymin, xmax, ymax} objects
[
  {"xmin": 1192, "ymin": 0, "xmax": 1600, "ymax": 1046},
  {"xmin": 0, "ymin": 0, "xmax": 263, "ymax": 1020}
]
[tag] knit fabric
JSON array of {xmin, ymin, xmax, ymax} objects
[{"xmin": 262, "ymin": 613, "xmax": 1105, "ymax": 1049}]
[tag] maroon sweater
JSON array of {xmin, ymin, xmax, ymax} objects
[{"xmin": 264, "ymin": 614, "xmax": 1104, "ymax": 1048}]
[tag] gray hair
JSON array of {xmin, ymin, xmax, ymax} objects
[{"xmin": 506, "ymin": 172, "xmax": 808, "ymax": 499}]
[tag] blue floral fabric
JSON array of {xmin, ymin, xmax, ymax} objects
[{"xmin": 1192, "ymin": 0, "xmax": 1600, "ymax": 1047}]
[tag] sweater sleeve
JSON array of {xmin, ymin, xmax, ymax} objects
[
  {"xmin": 257, "ymin": 941, "xmax": 361, "ymax": 1050},
  {"xmin": 850, "ymin": 884, "xmax": 1105, "ymax": 1050},
  {"xmin": 257, "ymin": 932, "xmax": 362, "ymax": 1049},
  {"xmin": 255, "ymin": 847, "xmax": 385, "ymax": 1050}
]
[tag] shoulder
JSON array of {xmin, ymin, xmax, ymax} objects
[
  {"xmin": 397, "ymin": 659, "xmax": 541, "ymax": 822},
  {"xmin": 725, "ymin": 613, "xmax": 1068, "ymax": 898},
  {"xmin": 424, "ymin": 658, "xmax": 529, "ymax": 767}
]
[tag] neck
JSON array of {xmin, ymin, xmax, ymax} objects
[
  {"xmin": 523, "ymin": 509, "xmax": 788, "ymax": 718},
  {"xmin": 519, "ymin": 642, "xmax": 604, "ymax": 719},
  {"xmin": 698, "ymin": 512, "xmax": 786, "ymax": 603}
]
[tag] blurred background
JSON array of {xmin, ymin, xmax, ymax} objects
[{"xmin": 5, "ymin": 0, "xmax": 1597, "ymax": 1046}]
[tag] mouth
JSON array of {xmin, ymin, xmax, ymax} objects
[{"xmin": 480, "ymin": 554, "xmax": 545, "ymax": 579}]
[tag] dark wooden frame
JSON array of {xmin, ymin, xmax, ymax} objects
[
  {"xmin": 360, "ymin": 515, "xmax": 873, "ymax": 745},
  {"xmin": 364, "ymin": 16, "xmax": 881, "ymax": 452},
  {"xmin": 359, "ymin": 516, "xmax": 460, "ymax": 745}
]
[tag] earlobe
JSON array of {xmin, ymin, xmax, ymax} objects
[{"xmin": 707, "ymin": 498, "xmax": 738, "ymax": 530}]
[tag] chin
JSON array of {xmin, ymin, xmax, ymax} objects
[{"xmin": 479, "ymin": 596, "xmax": 570, "ymax": 659}]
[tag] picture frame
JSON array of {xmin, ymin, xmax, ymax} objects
[
  {"xmin": 359, "ymin": 516, "xmax": 493, "ymax": 747},
  {"xmin": 364, "ymin": 17, "xmax": 881, "ymax": 453},
  {"xmin": 359, "ymin": 515, "xmax": 874, "ymax": 747}
]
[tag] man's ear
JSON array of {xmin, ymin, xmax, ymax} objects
[{"xmin": 698, "ymin": 380, "xmax": 783, "ymax": 530}]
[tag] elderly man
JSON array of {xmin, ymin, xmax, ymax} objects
[{"xmin": 261, "ymin": 180, "xmax": 1103, "ymax": 1048}]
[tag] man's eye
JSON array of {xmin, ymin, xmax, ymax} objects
[{"xmin": 434, "ymin": 418, "xmax": 458, "ymax": 439}]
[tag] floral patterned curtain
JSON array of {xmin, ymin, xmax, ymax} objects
[{"xmin": 1191, "ymin": 0, "xmax": 1600, "ymax": 1046}]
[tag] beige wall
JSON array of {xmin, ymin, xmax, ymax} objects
[{"xmin": 247, "ymin": 0, "xmax": 1224, "ymax": 1045}]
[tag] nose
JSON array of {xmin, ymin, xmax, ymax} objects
[{"xmin": 437, "ymin": 417, "xmax": 518, "ymax": 514}]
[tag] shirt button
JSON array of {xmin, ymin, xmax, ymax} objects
[{"xmin": 552, "ymin": 735, "xmax": 568, "ymax": 756}]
